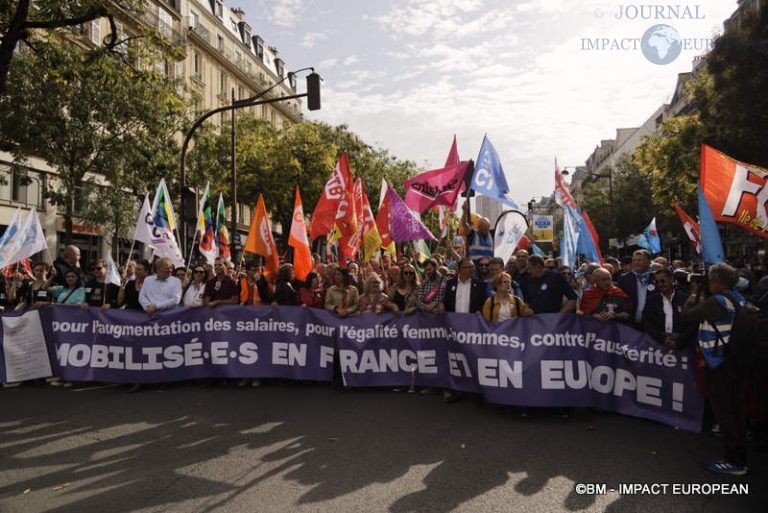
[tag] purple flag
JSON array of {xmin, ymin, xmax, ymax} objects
[{"xmin": 387, "ymin": 185, "xmax": 437, "ymax": 242}]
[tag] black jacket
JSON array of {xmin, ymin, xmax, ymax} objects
[
  {"xmin": 641, "ymin": 289, "xmax": 696, "ymax": 348},
  {"xmin": 442, "ymin": 276, "xmax": 487, "ymax": 314}
]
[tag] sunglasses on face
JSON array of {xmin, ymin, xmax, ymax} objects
[
  {"xmin": 194, "ymin": 270, "xmax": 206, "ymax": 274},
  {"xmin": 402, "ymin": 271, "xmax": 414, "ymax": 276}
]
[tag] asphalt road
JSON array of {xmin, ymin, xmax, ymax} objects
[{"xmin": 0, "ymin": 382, "xmax": 765, "ymax": 513}]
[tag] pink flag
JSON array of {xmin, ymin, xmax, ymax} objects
[
  {"xmin": 403, "ymin": 161, "xmax": 471, "ymax": 214},
  {"xmin": 445, "ymin": 135, "xmax": 460, "ymax": 167},
  {"xmin": 553, "ymin": 158, "xmax": 577, "ymax": 208},
  {"xmin": 387, "ymin": 185, "xmax": 437, "ymax": 242}
]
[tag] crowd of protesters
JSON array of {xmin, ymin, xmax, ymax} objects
[{"xmin": 2, "ymin": 239, "xmax": 767, "ymax": 475}]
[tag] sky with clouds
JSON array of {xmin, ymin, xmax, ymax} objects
[{"xmin": 244, "ymin": 0, "xmax": 739, "ymax": 204}]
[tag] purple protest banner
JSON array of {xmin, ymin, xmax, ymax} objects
[
  {"xmin": 1, "ymin": 305, "xmax": 703, "ymax": 432},
  {"xmin": 335, "ymin": 312, "xmax": 451, "ymax": 389},
  {"xmin": 334, "ymin": 312, "xmax": 702, "ymax": 432},
  {"xmin": 439, "ymin": 313, "xmax": 703, "ymax": 432},
  {"xmin": 39, "ymin": 305, "xmax": 336, "ymax": 383}
]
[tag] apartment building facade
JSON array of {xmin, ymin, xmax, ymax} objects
[{"xmin": 0, "ymin": 0, "xmax": 303, "ymax": 267}]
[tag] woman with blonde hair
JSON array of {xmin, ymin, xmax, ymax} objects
[
  {"xmin": 358, "ymin": 273, "xmax": 399, "ymax": 314},
  {"xmin": 482, "ymin": 272, "xmax": 533, "ymax": 322}
]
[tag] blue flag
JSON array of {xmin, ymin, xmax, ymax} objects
[
  {"xmin": 561, "ymin": 204, "xmax": 581, "ymax": 269},
  {"xmin": 638, "ymin": 217, "xmax": 662, "ymax": 254},
  {"xmin": 471, "ymin": 135, "xmax": 519, "ymax": 209},
  {"xmin": 574, "ymin": 209, "xmax": 602, "ymax": 264},
  {"xmin": 698, "ymin": 183, "xmax": 724, "ymax": 265}
]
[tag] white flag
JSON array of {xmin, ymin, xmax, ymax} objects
[
  {"xmin": 149, "ymin": 179, "xmax": 184, "ymax": 267},
  {"xmin": 105, "ymin": 254, "xmax": 121, "ymax": 286},
  {"xmin": 493, "ymin": 210, "xmax": 528, "ymax": 265},
  {"xmin": 0, "ymin": 207, "xmax": 47, "ymax": 268},
  {"xmin": 132, "ymin": 195, "xmax": 153, "ymax": 244}
]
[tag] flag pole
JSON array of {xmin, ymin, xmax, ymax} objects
[
  {"xmin": 185, "ymin": 232, "xmax": 198, "ymax": 269},
  {"xmin": 122, "ymin": 240, "xmax": 137, "ymax": 281}
]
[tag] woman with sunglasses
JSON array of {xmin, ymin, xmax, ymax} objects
[
  {"xmin": 182, "ymin": 265, "xmax": 208, "ymax": 307},
  {"xmin": 390, "ymin": 264, "xmax": 420, "ymax": 316}
]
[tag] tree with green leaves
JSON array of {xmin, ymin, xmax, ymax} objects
[
  {"xmin": 0, "ymin": 0, "xmax": 144, "ymax": 95},
  {"xmin": 185, "ymin": 117, "xmax": 420, "ymax": 237},
  {"xmin": 581, "ymin": 154, "xmax": 653, "ymax": 252},
  {"xmin": 692, "ymin": 6, "xmax": 768, "ymax": 168},
  {"xmin": 635, "ymin": 115, "xmax": 702, "ymax": 217},
  {"xmin": 0, "ymin": 33, "xmax": 189, "ymax": 245}
]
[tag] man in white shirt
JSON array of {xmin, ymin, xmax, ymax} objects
[
  {"xmin": 443, "ymin": 258, "xmax": 487, "ymax": 314},
  {"xmin": 139, "ymin": 257, "xmax": 182, "ymax": 314}
]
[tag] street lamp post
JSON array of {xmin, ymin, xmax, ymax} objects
[
  {"xmin": 562, "ymin": 166, "xmax": 614, "ymax": 244},
  {"xmin": 179, "ymin": 68, "xmax": 321, "ymax": 257}
]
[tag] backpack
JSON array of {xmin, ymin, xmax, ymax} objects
[{"xmin": 720, "ymin": 292, "xmax": 768, "ymax": 369}]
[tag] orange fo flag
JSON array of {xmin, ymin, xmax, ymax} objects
[
  {"xmin": 244, "ymin": 195, "xmax": 279, "ymax": 275},
  {"xmin": 289, "ymin": 186, "xmax": 312, "ymax": 281},
  {"xmin": 309, "ymin": 153, "xmax": 352, "ymax": 241},
  {"xmin": 700, "ymin": 144, "xmax": 768, "ymax": 239}
]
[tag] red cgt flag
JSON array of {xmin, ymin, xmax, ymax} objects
[{"xmin": 309, "ymin": 153, "xmax": 352, "ymax": 242}]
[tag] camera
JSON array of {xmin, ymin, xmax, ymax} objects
[{"xmin": 687, "ymin": 273, "xmax": 706, "ymax": 284}]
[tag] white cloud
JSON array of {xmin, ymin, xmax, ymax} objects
[
  {"xmin": 270, "ymin": 0, "xmax": 304, "ymax": 27},
  {"xmin": 318, "ymin": 57, "xmax": 338, "ymax": 69},
  {"xmin": 252, "ymin": 0, "xmax": 743, "ymax": 204},
  {"xmin": 300, "ymin": 32, "xmax": 328, "ymax": 48}
]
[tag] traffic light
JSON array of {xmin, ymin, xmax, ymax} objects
[{"xmin": 306, "ymin": 72, "xmax": 321, "ymax": 111}]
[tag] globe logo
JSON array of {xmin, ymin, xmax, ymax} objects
[{"xmin": 641, "ymin": 24, "xmax": 682, "ymax": 65}]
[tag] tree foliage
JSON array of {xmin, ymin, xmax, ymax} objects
[
  {"xmin": 692, "ymin": 7, "xmax": 768, "ymax": 168},
  {"xmin": 0, "ymin": 33, "xmax": 189, "ymax": 244},
  {"xmin": 185, "ymin": 118, "xmax": 421, "ymax": 235},
  {"xmin": 581, "ymin": 155, "xmax": 653, "ymax": 251},
  {"xmin": 635, "ymin": 115, "xmax": 702, "ymax": 216},
  {"xmin": 0, "ymin": 0, "xmax": 144, "ymax": 95}
]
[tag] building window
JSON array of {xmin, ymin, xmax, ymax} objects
[
  {"xmin": 189, "ymin": 10, "xmax": 200, "ymax": 28},
  {"xmin": 158, "ymin": 6, "xmax": 173, "ymax": 39},
  {"xmin": 193, "ymin": 52, "xmax": 202, "ymax": 76},
  {"xmin": 90, "ymin": 19, "xmax": 102, "ymax": 45},
  {"xmin": 215, "ymin": 0, "xmax": 224, "ymax": 18},
  {"xmin": 219, "ymin": 72, "xmax": 228, "ymax": 96},
  {"xmin": 0, "ymin": 165, "xmax": 42, "ymax": 208},
  {"xmin": 217, "ymin": 34, "xmax": 225, "ymax": 52}
]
